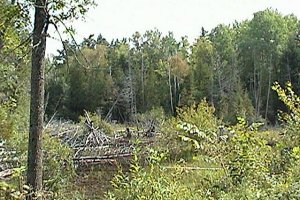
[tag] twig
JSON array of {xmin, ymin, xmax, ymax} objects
[
  {"xmin": 53, "ymin": 15, "xmax": 91, "ymax": 68},
  {"xmin": 0, "ymin": 169, "xmax": 13, "ymax": 180},
  {"xmin": 50, "ymin": 21, "xmax": 71, "ymax": 70},
  {"xmin": 163, "ymin": 166, "xmax": 222, "ymax": 170},
  {"xmin": 44, "ymin": 111, "xmax": 57, "ymax": 130}
]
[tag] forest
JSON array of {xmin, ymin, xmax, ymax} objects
[
  {"xmin": 1, "ymin": 0, "xmax": 300, "ymax": 199},
  {"xmin": 45, "ymin": 9, "xmax": 300, "ymax": 125}
]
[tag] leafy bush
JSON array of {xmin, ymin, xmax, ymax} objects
[
  {"xmin": 2, "ymin": 130, "xmax": 79, "ymax": 199},
  {"xmin": 0, "ymin": 167, "xmax": 28, "ymax": 200},
  {"xmin": 160, "ymin": 100, "xmax": 219, "ymax": 160},
  {"xmin": 107, "ymin": 148, "xmax": 193, "ymax": 200},
  {"xmin": 223, "ymin": 118, "xmax": 271, "ymax": 185},
  {"xmin": 42, "ymin": 133, "xmax": 74, "ymax": 198},
  {"xmin": 176, "ymin": 100, "xmax": 218, "ymax": 132},
  {"xmin": 107, "ymin": 84, "xmax": 300, "ymax": 199},
  {"xmin": 273, "ymin": 82, "xmax": 300, "ymax": 147}
]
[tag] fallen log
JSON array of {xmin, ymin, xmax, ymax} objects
[{"xmin": 73, "ymin": 153, "xmax": 133, "ymax": 163}]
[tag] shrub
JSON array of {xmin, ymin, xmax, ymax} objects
[
  {"xmin": 2, "ymin": 130, "xmax": 78, "ymax": 199},
  {"xmin": 0, "ymin": 167, "xmax": 28, "ymax": 200},
  {"xmin": 223, "ymin": 118, "xmax": 271, "ymax": 185},
  {"xmin": 272, "ymin": 82, "xmax": 300, "ymax": 147},
  {"xmin": 160, "ymin": 100, "xmax": 219, "ymax": 161},
  {"xmin": 106, "ymin": 148, "xmax": 192, "ymax": 200}
]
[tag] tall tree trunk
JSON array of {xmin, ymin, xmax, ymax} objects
[
  {"xmin": 178, "ymin": 81, "xmax": 181, "ymax": 106},
  {"xmin": 265, "ymin": 55, "xmax": 273, "ymax": 120},
  {"xmin": 168, "ymin": 66, "xmax": 174, "ymax": 114},
  {"xmin": 257, "ymin": 66, "xmax": 262, "ymax": 117},
  {"xmin": 173, "ymin": 75, "xmax": 177, "ymax": 107},
  {"xmin": 265, "ymin": 68, "xmax": 271, "ymax": 120},
  {"xmin": 141, "ymin": 53, "xmax": 145, "ymax": 110},
  {"xmin": 27, "ymin": 0, "xmax": 47, "ymax": 199},
  {"xmin": 128, "ymin": 58, "xmax": 135, "ymax": 116},
  {"xmin": 253, "ymin": 51, "xmax": 257, "ymax": 116}
]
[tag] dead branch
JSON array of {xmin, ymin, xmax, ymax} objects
[{"xmin": 0, "ymin": 169, "xmax": 13, "ymax": 180}]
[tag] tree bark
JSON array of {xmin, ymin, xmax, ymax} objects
[
  {"xmin": 173, "ymin": 75, "xmax": 177, "ymax": 107},
  {"xmin": 265, "ymin": 55, "xmax": 273, "ymax": 120},
  {"xmin": 141, "ymin": 53, "xmax": 145, "ymax": 110},
  {"xmin": 265, "ymin": 68, "xmax": 271, "ymax": 120},
  {"xmin": 27, "ymin": 0, "xmax": 47, "ymax": 199},
  {"xmin": 168, "ymin": 66, "xmax": 174, "ymax": 114}
]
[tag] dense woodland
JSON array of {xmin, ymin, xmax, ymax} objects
[
  {"xmin": 45, "ymin": 9, "xmax": 300, "ymax": 124},
  {"xmin": 1, "ymin": 0, "xmax": 300, "ymax": 199}
]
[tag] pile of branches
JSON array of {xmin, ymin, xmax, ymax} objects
[
  {"xmin": 0, "ymin": 140, "xmax": 17, "ymax": 179},
  {"xmin": 47, "ymin": 110, "xmax": 161, "ymax": 166},
  {"xmin": 47, "ymin": 111, "xmax": 112, "ymax": 148},
  {"xmin": 47, "ymin": 111, "xmax": 136, "ymax": 165}
]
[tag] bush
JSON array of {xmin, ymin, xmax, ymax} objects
[
  {"xmin": 42, "ymin": 133, "xmax": 74, "ymax": 197},
  {"xmin": 160, "ymin": 100, "xmax": 219, "ymax": 161},
  {"xmin": 0, "ymin": 167, "xmax": 28, "ymax": 200},
  {"xmin": 106, "ymin": 148, "xmax": 193, "ymax": 200},
  {"xmin": 107, "ymin": 84, "xmax": 300, "ymax": 199},
  {"xmin": 223, "ymin": 118, "xmax": 271, "ymax": 185},
  {"xmin": 272, "ymin": 82, "xmax": 300, "ymax": 147},
  {"xmin": 2, "ymin": 129, "xmax": 79, "ymax": 199}
]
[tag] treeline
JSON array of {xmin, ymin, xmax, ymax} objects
[{"xmin": 45, "ymin": 9, "xmax": 300, "ymax": 123}]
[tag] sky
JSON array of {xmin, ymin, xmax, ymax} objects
[{"xmin": 46, "ymin": 0, "xmax": 300, "ymax": 55}]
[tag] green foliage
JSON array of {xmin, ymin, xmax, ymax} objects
[
  {"xmin": 0, "ymin": 0, "xmax": 30, "ymax": 140},
  {"xmin": 44, "ymin": 9, "xmax": 300, "ymax": 124},
  {"xmin": 0, "ymin": 167, "xmax": 28, "ymax": 200},
  {"xmin": 157, "ymin": 90, "xmax": 300, "ymax": 199},
  {"xmin": 190, "ymin": 37, "xmax": 214, "ymax": 101},
  {"xmin": 3, "ymin": 3, "xmax": 300, "ymax": 198},
  {"xmin": 177, "ymin": 100, "xmax": 218, "ymax": 132},
  {"xmin": 1, "ymin": 129, "xmax": 79, "ymax": 199},
  {"xmin": 0, "ymin": 105, "xmax": 14, "ymax": 140},
  {"xmin": 132, "ymin": 107, "xmax": 165, "ymax": 129},
  {"xmin": 48, "ymin": 0, "xmax": 96, "ymax": 22},
  {"xmin": 42, "ymin": 133, "xmax": 74, "ymax": 196},
  {"xmin": 176, "ymin": 100, "xmax": 219, "ymax": 156},
  {"xmin": 223, "ymin": 118, "xmax": 270, "ymax": 185},
  {"xmin": 160, "ymin": 100, "xmax": 219, "ymax": 161},
  {"xmin": 273, "ymin": 82, "xmax": 300, "ymax": 146},
  {"xmin": 107, "ymin": 149, "xmax": 192, "ymax": 200},
  {"xmin": 47, "ymin": 43, "xmax": 116, "ymax": 121}
]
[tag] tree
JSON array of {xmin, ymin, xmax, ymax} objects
[
  {"xmin": 168, "ymin": 54, "xmax": 189, "ymax": 112},
  {"xmin": 190, "ymin": 36, "xmax": 214, "ymax": 102},
  {"xmin": 107, "ymin": 39, "xmax": 133, "ymax": 121},
  {"xmin": 27, "ymin": 0, "xmax": 95, "ymax": 199},
  {"xmin": 238, "ymin": 9, "xmax": 291, "ymax": 121},
  {"xmin": 161, "ymin": 32, "xmax": 178, "ymax": 114},
  {"xmin": 209, "ymin": 24, "xmax": 254, "ymax": 122},
  {"xmin": 27, "ymin": 1, "xmax": 48, "ymax": 198}
]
